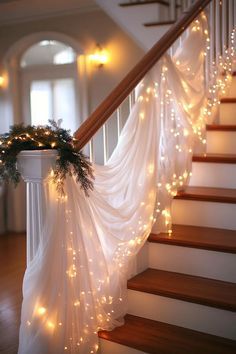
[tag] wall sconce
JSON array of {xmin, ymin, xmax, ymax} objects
[{"xmin": 89, "ymin": 44, "xmax": 109, "ymax": 68}]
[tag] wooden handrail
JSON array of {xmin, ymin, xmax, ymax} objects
[{"xmin": 74, "ymin": 0, "xmax": 211, "ymax": 149}]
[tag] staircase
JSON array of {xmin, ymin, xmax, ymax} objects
[
  {"xmin": 96, "ymin": 0, "xmax": 191, "ymax": 50},
  {"xmin": 71, "ymin": 0, "xmax": 236, "ymax": 352},
  {"xmin": 98, "ymin": 75, "xmax": 236, "ymax": 352}
]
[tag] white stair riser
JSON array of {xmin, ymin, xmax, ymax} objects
[
  {"xmin": 227, "ymin": 76, "xmax": 236, "ymax": 97},
  {"xmin": 219, "ymin": 103, "xmax": 236, "ymax": 124},
  {"xmin": 128, "ymin": 290, "xmax": 236, "ymax": 340},
  {"xmin": 148, "ymin": 243, "xmax": 236, "ymax": 282},
  {"xmin": 206, "ymin": 131, "xmax": 236, "ymax": 154},
  {"xmin": 189, "ymin": 162, "xmax": 236, "ymax": 188},
  {"xmin": 172, "ymin": 199, "xmax": 236, "ymax": 230},
  {"xmin": 130, "ymin": 243, "xmax": 149, "ymax": 278},
  {"xmin": 99, "ymin": 339, "xmax": 147, "ymax": 354}
]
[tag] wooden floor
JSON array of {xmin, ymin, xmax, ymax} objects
[{"xmin": 0, "ymin": 233, "xmax": 26, "ymax": 354}]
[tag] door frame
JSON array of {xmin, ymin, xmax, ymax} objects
[{"xmin": 3, "ymin": 31, "xmax": 89, "ymax": 132}]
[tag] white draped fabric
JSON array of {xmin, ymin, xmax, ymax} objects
[{"xmin": 18, "ymin": 15, "xmax": 234, "ymax": 354}]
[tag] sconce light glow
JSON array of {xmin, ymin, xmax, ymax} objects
[
  {"xmin": 89, "ymin": 45, "xmax": 109, "ymax": 67},
  {"xmin": 37, "ymin": 306, "xmax": 47, "ymax": 316},
  {"xmin": 0, "ymin": 76, "xmax": 4, "ymax": 87}
]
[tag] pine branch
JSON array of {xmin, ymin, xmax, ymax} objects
[{"xmin": 0, "ymin": 121, "xmax": 94, "ymax": 195}]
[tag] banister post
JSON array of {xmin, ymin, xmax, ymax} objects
[
  {"xmin": 17, "ymin": 150, "xmax": 57, "ymax": 264},
  {"xmin": 0, "ymin": 183, "xmax": 6, "ymax": 234}
]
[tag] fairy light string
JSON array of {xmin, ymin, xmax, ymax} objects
[
  {"xmin": 0, "ymin": 120, "xmax": 94, "ymax": 195},
  {"xmin": 19, "ymin": 15, "xmax": 236, "ymax": 354}
]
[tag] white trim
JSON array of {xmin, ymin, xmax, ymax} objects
[
  {"xmin": 4, "ymin": 31, "xmax": 84, "ymax": 65},
  {"xmin": 0, "ymin": 5, "xmax": 100, "ymax": 26},
  {"xmin": 21, "ymin": 63, "xmax": 77, "ymax": 76}
]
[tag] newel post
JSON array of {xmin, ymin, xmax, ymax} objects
[{"xmin": 17, "ymin": 150, "xmax": 57, "ymax": 264}]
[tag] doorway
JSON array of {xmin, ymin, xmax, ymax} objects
[{"xmin": 20, "ymin": 39, "xmax": 80, "ymax": 133}]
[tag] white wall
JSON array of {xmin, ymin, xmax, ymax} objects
[
  {"xmin": 0, "ymin": 8, "xmax": 144, "ymax": 113},
  {"xmin": 0, "ymin": 8, "xmax": 144, "ymax": 233}
]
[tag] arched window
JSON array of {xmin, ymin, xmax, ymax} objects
[
  {"xmin": 20, "ymin": 39, "xmax": 80, "ymax": 133},
  {"xmin": 20, "ymin": 40, "xmax": 77, "ymax": 67}
]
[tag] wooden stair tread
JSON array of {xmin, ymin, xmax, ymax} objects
[
  {"xmin": 119, "ymin": 0, "xmax": 170, "ymax": 7},
  {"xmin": 174, "ymin": 186, "xmax": 236, "ymax": 204},
  {"xmin": 206, "ymin": 124, "xmax": 236, "ymax": 131},
  {"xmin": 149, "ymin": 224, "xmax": 236, "ymax": 253},
  {"xmin": 220, "ymin": 97, "xmax": 236, "ymax": 103},
  {"xmin": 99, "ymin": 314, "xmax": 236, "ymax": 354},
  {"xmin": 192, "ymin": 153, "xmax": 236, "ymax": 163},
  {"xmin": 127, "ymin": 269, "xmax": 236, "ymax": 311},
  {"xmin": 144, "ymin": 20, "xmax": 175, "ymax": 27}
]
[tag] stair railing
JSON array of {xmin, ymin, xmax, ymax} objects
[
  {"xmin": 119, "ymin": 1, "xmax": 196, "ymax": 23},
  {"xmin": 171, "ymin": 0, "xmax": 196, "ymax": 22},
  {"xmin": 74, "ymin": 0, "xmax": 235, "ymax": 164}
]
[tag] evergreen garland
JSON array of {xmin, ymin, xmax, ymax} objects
[{"xmin": 0, "ymin": 120, "xmax": 94, "ymax": 195}]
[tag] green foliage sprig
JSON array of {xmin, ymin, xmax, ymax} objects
[{"xmin": 0, "ymin": 120, "xmax": 94, "ymax": 195}]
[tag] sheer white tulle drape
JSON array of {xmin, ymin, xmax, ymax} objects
[{"xmin": 18, "ymin": 14, "xmax": 235, "ymax": 354}]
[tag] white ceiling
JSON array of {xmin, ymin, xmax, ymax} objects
[{"xmin": 0, "ymin": 0, "xmax": 98, "ymax": 25}]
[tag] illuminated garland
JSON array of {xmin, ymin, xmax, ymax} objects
[{"xmin": 0, "ymin": 120, "xmax": 94, "ymax": 195}]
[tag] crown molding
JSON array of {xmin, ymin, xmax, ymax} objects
[{"xmin": 0, "ymin": 4, "xmax": 100, "ymax": 26}]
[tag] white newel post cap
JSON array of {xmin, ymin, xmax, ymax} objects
[{"xmin": 17, "ymin": 150, "xmax": 58, "ymax": 182}]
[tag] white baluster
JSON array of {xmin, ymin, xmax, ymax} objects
[
  {"xmin": 215, "ymin": 0, "xmax": 221, "ymax": 64},
  {"xmin": 103, "ymin": 123, "xmax": 109, "ymax": 164},
  {"xmin": 210, "ymin": 1, "xmax": 216, "ymax": 75},
  {"xmin": 169, "ymin": 0, "xmax": 176, "ymax": 21},
  {"xmin": 17, "ymin": 150, "xmax": 57, "ymax": 264},
  {"xmin": 228, "ymin": 0, "xmax": 233, "ymax": 39},
  {"xmin": 204, "ymin": 42, "xmax": 210, "ymax": 90},
  {"xmin": 129, "ymin": 90, "xmax": 135, "ymax": 113},
  {"xmin": 89, "ymin": 139, "xmax": 94, "ymax": 163},
  {"xmin": 234, "ymin": 0, "xmax": 236, "ymax": 28},
  {"xmin": 187, "ymin": 0, "xmax": 193, "ymax": 9},
  {"xmin": 222, "ymin": 0, "xmax": 227, "ymax": 54},
  {"xmin": 117, "ymin": 107, "xmax": 122, "ymax": 139},
  {"xmin": 169, "ymin": 46, "xmax": 173, "ymax": 58}
]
